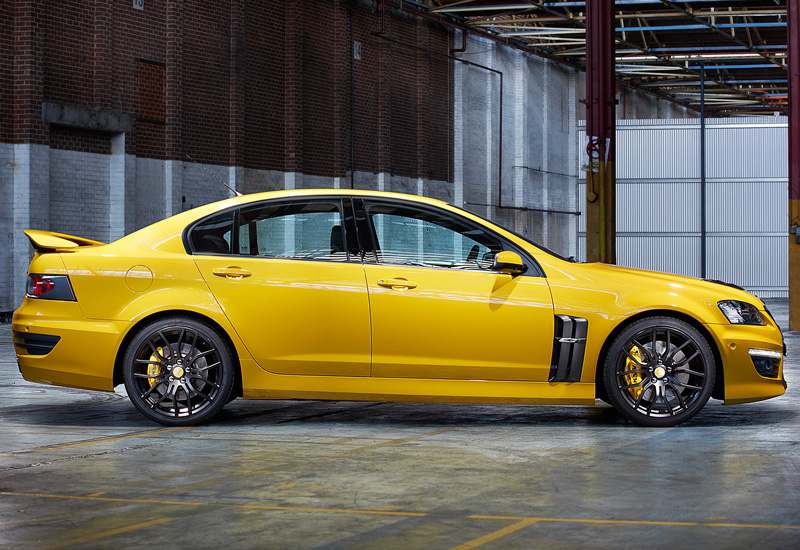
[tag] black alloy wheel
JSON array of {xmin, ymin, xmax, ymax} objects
[
  {"xmin": 603, "ymin": 317, "xmax": 715, "ymax": 427},
  {"xmin": 123, "ymin": 317, "xmax": 234, "ymax": 426}
]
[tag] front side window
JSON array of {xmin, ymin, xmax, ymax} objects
[
  {"xmin": 364, "ymin": 201, "xmax": 503, "ymax": 269},
  {"xmin": 238, "ymin": 200, "xmax": 347, "ymax": 261}
]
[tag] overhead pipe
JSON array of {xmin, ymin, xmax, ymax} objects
[
  {"xmin": 788, "ymin": 0, "xmax": 800, "ymax": 330},
  {"xmin": 381, "ymin": 0, "xmax": 711, "ymax": 112},
  {"xmin": 450, "ymin": 29, "xmax": 467, "ymax": 54},
  {"xmin": 350, "ymin": 0, "xmax": 355, "ymax": 188},
  {"xmin": 700, "ymin": 61, "xmax": 707, "ymax": 280},
  {"xmin": 584, "ymin": 0, "xmax": 617, "ymax": 264}
]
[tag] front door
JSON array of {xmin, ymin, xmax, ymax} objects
[{"xmin": 359, "ymin": 200, "xmax": 555, "ymax": 381}]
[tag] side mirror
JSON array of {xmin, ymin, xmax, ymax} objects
[{"xmin": 492, "ymin": 251, "xmax": 527, "ymax": 276}]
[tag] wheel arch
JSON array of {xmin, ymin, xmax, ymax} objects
[
  {"xmin": 113, "ymin": 309, "xmax": 243, "ymax": 399},
  {"xmin": 594, "ymin": 309, "xmax": 724, "ymax": 401}
]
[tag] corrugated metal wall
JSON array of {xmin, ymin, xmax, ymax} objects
[{"xmin": 578, "ymin": 117, "xmax": 787, "ymax": 297}]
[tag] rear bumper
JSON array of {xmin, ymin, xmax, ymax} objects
[{"xmin": 13, "ymin": 299, "xmax": 128, "ymax": 392}]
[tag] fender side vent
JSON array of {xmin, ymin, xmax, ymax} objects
[{"xmin": 549, "ymin": 315, "xmax": 588, "ymax": 382}]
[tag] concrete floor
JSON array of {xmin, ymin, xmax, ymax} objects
[{"xmin": 1, "ymin": 301, "xmax": 798, "ymax": 549}]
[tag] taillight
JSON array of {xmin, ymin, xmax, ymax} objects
[
  {"xmin": 29, "ymin": 275, "xmax": 54, "ymax": 296},
  {"xmin": 26, "ymin": 274, "xmax": 76, "ymax": 301}
]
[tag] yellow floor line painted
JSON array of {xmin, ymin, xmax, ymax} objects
[
  {"xmin": 0, "ymin": 430, "xmax": 128, "ymax": 432},
  {"xmin": 0, "ymin": 427, "xmax": 191, "ymax": 458},
  {"xmin": 35, "ymin": 517, "xmax": 177, "ymax": 550},
  {"xmin": 3, "ymin": 492, "xmax": 207, "ymax": 507},
  {"xmin": 0, "ymin": 491, "xmax": 427, "ymax": 517},
  {"xmin": 165, "ymin": 436, "xmax": 373, "ymax": 446},
  {"xmin": 468, "ymin": 514, "xmax": 800, "ymax": 530},
  {"xmin": 190, "ymin": 431, "xmax": 396, "ymax": 441},
  {"xmin": 3, "ymin": 491, "xmax": 799, "ymax": 531},
  {"xmin": 450, "ymin": 518, "xmax": 539, "ymax": 550}
]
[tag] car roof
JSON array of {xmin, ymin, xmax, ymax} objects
[{"xmin": 206, "ymin": 188, "xmax": 452, "ymax": 212}]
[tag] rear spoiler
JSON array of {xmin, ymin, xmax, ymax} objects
[{"xmin": 24, "ymin": 230, "xmax": 105, "ymax": 252}]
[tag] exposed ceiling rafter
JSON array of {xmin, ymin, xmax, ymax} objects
[{"xmin": 419, "ymin": 0, "xmax": 789, "ymax": 115}]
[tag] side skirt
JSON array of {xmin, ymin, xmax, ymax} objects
[{"xmin": 239, "ymin": 360, "xmax": 596, "ymax": 405}]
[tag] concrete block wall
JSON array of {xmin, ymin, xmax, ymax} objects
[
  {"xmin": 8, "ymin": 145, "xmax": 50, "ymax": 313},
  {"xmin": 453, "ymin": 34, "xmax": 695, "ymax": 260},
  {"xmin": 454, "ymin": 35, "xmax": 583, "ymax": 257},
  {"xmin": 0, "ymin": 143, "xmax": 11, "ymax": 312},
  {"xmin": 49, "ymin": 149, "xmax": 110, "ymax": 243}
]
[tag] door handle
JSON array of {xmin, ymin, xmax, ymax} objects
[
  {"xmin": 212, "ymin": 267, "xmax": 252, "ymax": 279},
  {"xmin": 377, "ymin": 278, "xmax": 417, "ymax": 290}
]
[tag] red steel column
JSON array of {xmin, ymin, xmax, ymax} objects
[
  {"xmin": 789, "ymin": 0, "xmax": 800, "ymax": 329},
  {"xmin": 584, "ymin": 0, "xmax": 616, "ymax": 264}
]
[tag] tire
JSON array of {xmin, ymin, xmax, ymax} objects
[
  {"xmin": 603, "ymin": 317, "xmax": 715, "ymax": 427},
  {"xmin": 123, "ymin": 317, "xmax": 234, "ymax": 426}
]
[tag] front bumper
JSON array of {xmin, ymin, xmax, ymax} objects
[{"xmin": 705, "ymin": 321, "xmax": 787, "ymax": 405}]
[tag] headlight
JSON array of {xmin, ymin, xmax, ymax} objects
[{"xmin": 718, "ymin": 300, "xmax": 764, "ymax": 325}]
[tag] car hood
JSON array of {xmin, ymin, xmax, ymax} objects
[{"xmin": 578, "ymin": 262, "xmax": 762, "ymax": 305}]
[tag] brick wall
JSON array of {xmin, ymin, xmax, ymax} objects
[
  {"xmin": 49, "ymin": 126, "xmax": 112, "ymax": 155},
  {"xmin": 241, "ymin": 2, "xmax": 285, "ymax": 172},
  {"xmin": 182, "ymin": 1, "xmax": 233, "ymax": 166},
  {"xmin": 0, "ymin": 2, "xmax": 13, "ymax": 143},
  {"xmin": 5, "ymin": 0, "xmax": 454, "ymax": 180},
  {"xmin": 42, "ymin": 2, "xmax": 95, "ymax": 108}
]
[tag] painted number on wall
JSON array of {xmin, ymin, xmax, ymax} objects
[{"xmin": 133, "ymin": 0, "xmax": 144, "ymax": 11}]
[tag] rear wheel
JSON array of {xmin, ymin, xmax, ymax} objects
[
  {"xmin": 123, "ymin": 317, "xmax": 234, "ymax": 426},
  {"xmin": 603, "ymin": 317, "xmax": 715, "ymax": 427}
]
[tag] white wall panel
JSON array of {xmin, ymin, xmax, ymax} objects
[
  {"xmin": 579, "ymin": 117, "xmax": 788, "ymax": 297},
  {"xmin": 706, "ymin": 236, "xmax": 787, "ymax": 296},
  {"xmin": 617, "ymin": 236, "xmax": 700, "ymax": 278},
  {"xmin": 616, "ymin": 182, "xmax": 700, "ymax": 233}
]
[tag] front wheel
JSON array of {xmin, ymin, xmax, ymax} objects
[
  {"xmin": 123, "ymin": 317, "xmax": 234, "ymax": 426},
  {"xmin": 603, "ymin": 317, "xmax": 715, "ymax": 427}
]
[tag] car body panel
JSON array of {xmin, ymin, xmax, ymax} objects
[
  {"xmin": 364, "ymin": 264, "xmax": 555, "ymax": 381},
  {"xmin": 14, "ymin": 300, "xmax": 124, "ymax": 391},
  {"xmin": 194, "ymin": 255, "xmax": 372, "ymax": 377},
  {"xmin": 12, "ymin": 189, "xmax": 786, "ymax": 416},
  {"xmin": 24, "ymin": 229, "xmax": 104, "ymax": 250},
  {"xmin": 536, "ymin": 256, "xmax": 785, "ymax": 402},
  {"xmin": 240, "ymin": 368, "xmax": 597, "ymax": 405}
]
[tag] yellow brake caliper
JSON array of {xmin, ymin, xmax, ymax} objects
[
  {"xmin": 147, "ymin": 347, "xmax": 164, "ymax": 388},
  {"xmin": 624, "ymin": 346, "xmax": 644, "ymax": 400}
]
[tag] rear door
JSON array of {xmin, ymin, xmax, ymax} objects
[{"xmin": 191, "ymin": 197, "xmax": 371, "ymax": 377}]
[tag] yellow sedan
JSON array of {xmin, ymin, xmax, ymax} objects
[{"xmin": 12, "ymin": 190, "xmax": 786, "ymax": 427}]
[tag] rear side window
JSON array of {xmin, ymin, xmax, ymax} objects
[
  {"xmin": 238, "ymin": 200, "xmax": 346, "ymax": 261},
  {"xmin": 189, "ymin": 212, "xmax": 234, "ymax": 255}
]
